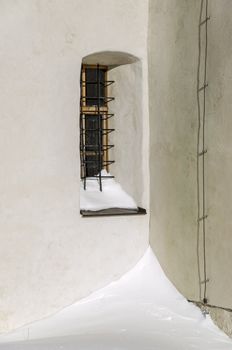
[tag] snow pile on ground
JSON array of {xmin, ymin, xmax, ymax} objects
[
  {"xmin": 80, "ymin": 170, "xmax": 138, "ymax": 211},
  {"xmin": 0, "ymin": 247, "xmax": 231, "ymax": 349}
]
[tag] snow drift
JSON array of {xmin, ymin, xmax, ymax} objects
[{"xmin": 0, "ymin": 247, "xmax": 231, "ymax": 349}]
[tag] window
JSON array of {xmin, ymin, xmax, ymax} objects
[
  {"xmin": 79, "ymin": 53, "xmax": 146, "ymax": 216},
  {"xmin": 80, "ymin": 64, "xmax": 115, "ymax": 191}
]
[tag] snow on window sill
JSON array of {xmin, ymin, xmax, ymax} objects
[{"xmin": 80, "ymin": 170, "xmax": 143, "ymax": 214}]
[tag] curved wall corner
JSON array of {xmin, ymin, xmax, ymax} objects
[
  {"xmin": 149, "ymin": 0, "xmax": 232, "ymax": 316},
  {"xmin": 0, "ymin": 0, "xmax": 149, "ymax": 333},
  {"xmin": 148, "ymin": 0, "xmax": 200, "ymax": 302}
]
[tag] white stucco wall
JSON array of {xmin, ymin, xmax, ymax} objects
[
  {"xmin": 0, "ymin": 0, "xmax": 149, "ymax": 332},
  {"xmin": 109, "ymin": 61, "xmax": 147, "ymax": 207},
  {"xmin": 149, "ymin": 0, "xmax": 232, "ymax": 318},
  {"xmin": 148, "ymin": 0, "xmax": 200, "ymax": 301},
  {"xmin": 204, "ymin": 0, "xmax": 232, "ymax": 309}
]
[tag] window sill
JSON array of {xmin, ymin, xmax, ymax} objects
[{"xmin": 80, "ymin": 207, "xmax": 146, "ymax": 217}]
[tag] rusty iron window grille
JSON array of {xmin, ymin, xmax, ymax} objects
[{"xmin": 80, "ymin": 64, "xmax": 115, "ymax": 191}]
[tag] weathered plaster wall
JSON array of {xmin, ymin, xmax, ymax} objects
[
  {"xmin": 109, "ymin": 61, "xmax": 146, "ymax": 207},
  {"xmin": 205, "ymin": 0, "xmax": 232, "ymax": 309},
  {"xmin": 148, "ymin": 0, "xmax": 200, "ymax": 301},
  {"xmin": 149, "ymin": 0, "xmax": 232, "ymax": 335},
  {"xmin": 0, "ymin": 0, "xmax": 149, "ymax": 332}
]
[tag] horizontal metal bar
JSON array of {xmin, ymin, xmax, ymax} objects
[
  {"xmin": 81, "ymin": 144, "xmax": 114, "ymax": 148},
  {"xmin": 103, "ymin": 160, "xmax": 115, "ymax": 165},
  {"xmin": 80, "ymin": 80, "xmax": 114, "ymax": 86},
  {"xmin": 101, "ymin": 114, "xmax": 114, "ymax": 120},
  {"xmin": 81, "ymin": 96, "xmax": 115, "ymax": 103},
  {"xmin": 80, "ymin": 145, "xmax": 114, "ymax": 148},
  {"xmin": 104, "ymin": 81, "xmax": 115, "ymax": 87},
  {"xmin": 81, "ymin": 113, "xmax": 114, "ymax": 119},
  {"xmin": 80, "ymin": 150, "xmax": 104, "ymax": 153},
  {"xmin": 81, "ymin": 96, "xmax": 114, "ymax": 100},
  {"xmin": 81, "ymin": 160, "xmax": 115, "ymax": 165},
  {"xmin": 81, "ymin": 112, "xmax": 114, "ymax": 117},
  {"xmin": 80, "ymin": 128, "xmax": 115, "ymax": 132},
  {"xmin": 81, "ymin": 160, "xmax": 104, "ymax": 164},
  {"xmin": 82, "ymin": 175, "xmax": 115, "ymax": 179},
  {"xmin": 80, "ymin": 151, "xmax": 113, "ymax": 157},
  {"xmin": 103, "ymin": 129, "xmax": 115, "ymax": 136},
  {"xmin": 81, "ymin": 178, "xmax": 115, "ymax": 182}
]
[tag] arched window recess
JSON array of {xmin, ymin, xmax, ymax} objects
[{"xmin": 79, "ymin": 51, "xmax": 146, "ymax": 216}]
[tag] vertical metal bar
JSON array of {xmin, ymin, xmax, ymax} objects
[
  {"xmin": 97, "ymin": 64, "xmax": 102, "ymax": 191},
  {"xmin": 80, "ymin": 114, "xmax": 85, "ymax": 189},
  {"xmin": 80, "ymin": 65, "xmax": 87, "ymax": 190},
  {"xmin": 105, "ymin": 69, "xmax": 109, "ymax": 172},
  {"xmin": 83, "ymin": 114, "xmax": 86, "ymax": 190}
]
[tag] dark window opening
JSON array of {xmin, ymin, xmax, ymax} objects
[
  {"xmin": 80, "ymin": 64, "xmax": 115, "ymax": 191},
  {"xmin": 85, "ymin": 68, "xmax": 106, "ymax": 107},
  {"xmin": 84, "ymin": 114, "xmax": 102, "ymax": 177}
]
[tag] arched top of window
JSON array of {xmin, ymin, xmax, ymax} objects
[{"xmin": 82, "ymin": 51, "xmax": 139, "ymax": 69}]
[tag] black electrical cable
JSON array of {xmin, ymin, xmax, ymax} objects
[
  {"xmin": 196, "ymin": 0, "xmax": 204, "ymax": 302},
  {"xmin": 196, "ymin": 0, "xmax": 209, "ymax": 305},
  {"xmin": 202, "ymin": 0, "xmax": 209, "ymax": 305}
]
